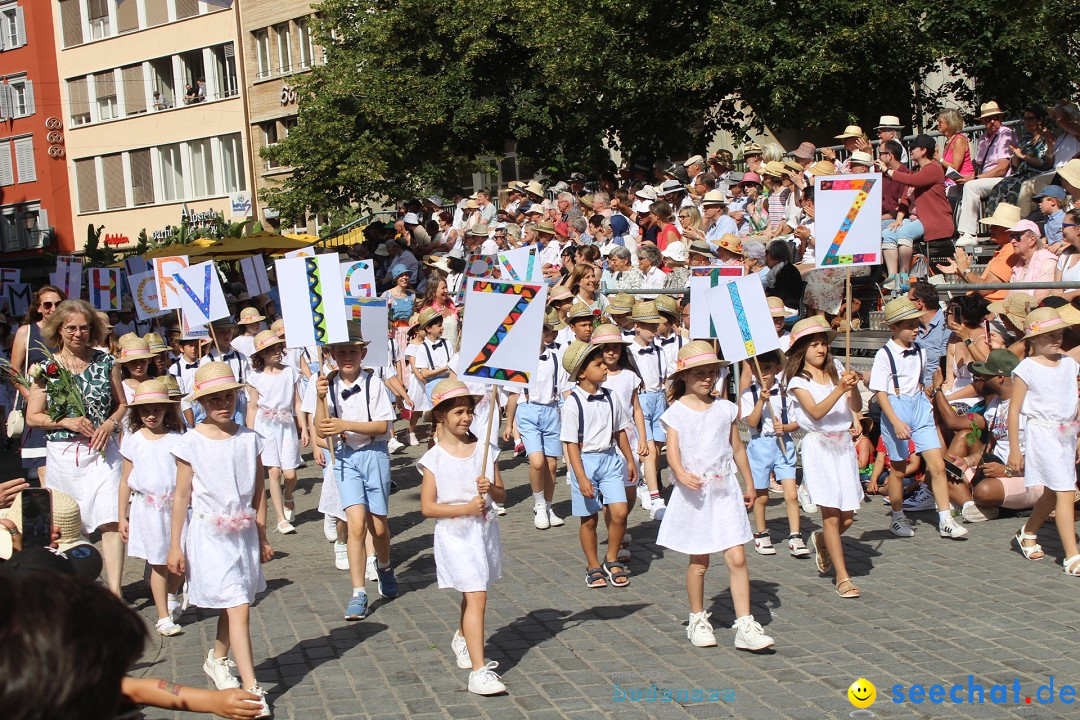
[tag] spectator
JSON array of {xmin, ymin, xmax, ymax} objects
[
  {"xmin": 474, "ymin": 189, "xmax": 497, "ymax": 223},
  {"xmin": 662, "ymin": 242, "xmax": 690, "ymax": 290},
  {"xmin": 556, "ymin": 192, "xmax": 583, "ymax": 225},
  {"xmin": 152, "ymin": 90, "xmax": 168, "ymax": 110},
  {"xmin": 592, "ymin": 192, "xmax": 613, "ymax": 218},
  {"xmin": 604, "ymin": 246, "xmax": 643, "ymax": 290},
  {"xmin": 699, "ymin": 190, "xmax": 738, "ymax": 250},
  {"xmin": 649, "ymin": 200, "xmax": 681, "ymax": 251},
  {"xmin": 677, "ymin": 205, "xmax": 705, "ymax": 244},
  {"xmin": 874, "ymin": 115, "xmax": 908, "ymax": 162},
  {"xmin": 568, "ymin": 263, "xmax": 607, "ymax": 314},
  {"xmin": 195, "ymin": 78, "xmax": 206, "ymax": 102},
  {"xmin": 765, "ymin": 239, "xmax": 804, "ymax": 313},
  {"xmin": 823, "ymin": 125, "xmax": 870, "ymax": 172},
  {"xmin": 402, "ymin": 212, "xmax": 431, "ymax": 252},
  {"xmin": 937, "ymin": 203, "xmax": 1022, "ymax": 302},
  {"xmin": 1005, "ymin": 219, "xmax": 1057, "ymax": 303},
  {"xmin": 1054, "ymin": 208, "xmax": 1080, "ymax": 300},
  {"xmin": 787, "ymin": 141, "xmax": 816, "ymax": 170},
  {"xmin": 907, "ymin": 281, "xmax": 949, "ymax": 387},
  {"xmin": 938, "ymin": 109, "xmax": 974, "ymax": 200},
  {"xmin": 1050, "ymin": 102, "xmax": 1080, "ymax": 168},
  {"xmin": 956, "ymin": 101, "xmax": 1017, "ymax": 247},
  {"xmin": 986, "ymin": 104, "xmax": 1055, "ymax": 215},
  {"xmin": 637, "ymin": 245, "xmax": 667, "ymax": 300},
  {"xmin": 740, "ymin": 143, "xmax": 764, "ymax": 175},
  {"xmin": 743, "ymin": 240, "xmax": 768, "ymax": 286},
  {"xmin": 432, "ymin": 210, "xmax": 460, "ymax": 255}
]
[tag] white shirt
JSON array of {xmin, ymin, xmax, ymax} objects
[
  {"xmin": 231, "ymin": 333, "xmax": 257, "ymax": 358},
  {"xmin": 656, "ymin": 332, "xmax": 687, "ymax": 370},
  {"xmin": 168, "ymin": 354, "xmax": 201, "ymax": 415},
  {"xmin": 538, "ymin": 239, "xmax": 564, "ymax": 271},
  {"xmin": 869, "ymin": 340, "xmax": 925, "ymax": 396},
  {"xmin": 786, "ymin": 361, "xmax": 851, "ymax": 433},
  {"xmin": 201, "ymin": 346, "xmax": 252, "ymax": 385},
  {"xmin": 627, "ymin": 340, "xmax": 669, "ymax": 392},
  {"xmin": 301, "ymin": 369, "xmax": 394, "ymax": 449},
  {"xmin": 739, "ymin": 380, "xmax": 795, "ymax": 437},
  {"xmin": 480, "ymin": 238, "xmax": 498, "ymax": 255},
  {"xmin": 984, "ymin": 397, "xmax": 1024, "ymax": 459},
  {"xmin": 640, "ymin": 266, "xmax": 667, "ymax": 299},
  {"xmin": 560, "ymin": 385, "xmax": 630, "ymax": 452},
  {"xmin": 514, "ymin": 348, "xmax": 567, "ymax": 405},
  {"xmin": 416, "ymin": 337, "xmax": 452, "ymax": 373}
]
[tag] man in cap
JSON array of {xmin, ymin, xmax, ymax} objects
[
  {"xmin": 956, "ymin": 101, "xmax": 1017, "ymax": 246},
  {"xmin": 683, "ymin": 154, "xmax": 706, "ymax": 184},
  {"xmin": 740, "ymin": 143, "xmax": 764, "ymax": 175}
]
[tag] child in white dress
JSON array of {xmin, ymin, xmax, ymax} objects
[
  {"xmin": 418, "ymin": 380, "xmax": 507, "ymax": 696},
  {"xmin": 783, "ymin": 317, "xmax": 864, "ymax": 599},
  {"xmin": 657, "ymin": 341, "xmax": 773, "ymax": 652},
  {"xmin": 167, "ymin": 362, "xmax": 272, "ymax": 718},
  {"xmin": 118, "ymin": 379, "xmax": 185, "ymax": 636},
  {"xmin": 404, "ymin": 323, "xmax": 431, "ymax": 445},
  {"xmin": 246, "ymin": 330, "xmax": 308, "ymax": 535},
  {"xmin": 1009, "ymin": 308, "xmax": 1080, "ymax": 575}
]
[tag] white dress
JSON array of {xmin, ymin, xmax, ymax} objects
[
  {"xmin": 656, "ymin": 399, "xmax": 752, "ymax": 554},
  {"xmin": 120, "ymin": 430, "xmax": 182, "ymax": 565},
  {"xmin": 787, "ymin": 368, "xmax": 863, "ymax": 511},
  {"xmin": 248, "ymin": 367, "xmax": 302, "ymax": 470},
  {"xmin": 404, "ymin": 344, "xmax": 432, "ymax": 412},
  {"xmin": 1014, "ymin": 356, "xmax": 1080, "ymax": 491},
  {"xmin": 417, "ymin": 443, "xmax": 503, "ymax": 592},
  {"xmin": 172, "ymin": 427, "xmax": 267, "ymax": 608},
  {"xmin": 602, "ymin": 368, "xmax": 642, "ymax": 480}
]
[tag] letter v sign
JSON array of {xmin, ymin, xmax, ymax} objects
[{"xmin": 173, "ymin": 264, "xmax": 215, "ymax": 323}]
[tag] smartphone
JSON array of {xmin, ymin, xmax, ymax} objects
[
  {"xmin": 983, "ymin": 319, "xmax": 991, "ymax": 347},
  {"xmin": 19, "ymin": 488, "xmax": 52, "ymax": 549}
]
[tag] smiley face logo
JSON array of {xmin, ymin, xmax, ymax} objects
[{"xmin": 848, "ymin": 678, "xmax": 876, "ymax": 709}]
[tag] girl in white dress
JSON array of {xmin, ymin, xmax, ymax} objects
[
  {"xmin": 783, "ymin": 317, "xmax": 864, "ymax": 599},
  {"xmin": 168, "ymin": 362, "xmax": 272, "ymax": 717},
  {"xmin": 403, "ymin": 322, "xmax": 431, "ymax": 445},
  {"xmin": 116, "ymin": 333, "xmax": 155, "ymax": 437},
  {"xmin": 118, "ymin": 379, "xmax": 185, "ymax": 636},
  {"xmin": 246, "ymin": 330, "xmax": 309, "ymax": 535},
  {"xmin": 418, "ymin": 380, "xmax": 507, "ymax": 696},
  {"xmin": 657, "ymin": 341, "xmax": 773, "ymax": 652},
  {"xmin": 1010, "ymin": 308, "xmax": 1080, "ymax": 575}
]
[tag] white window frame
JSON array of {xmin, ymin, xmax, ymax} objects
[
  {"xmin": 87, "ymin": 0, "xmax": 112, "ymax": 40},
  {"xmin": 296, "ymin": 17, "xmax": 314, "ymax": 69},
  {"xmin": 274, "ymin": 23, "xmax": 291, "ymax": 74},
  {"xmin": 254, "ymin": 29, "xmax": 271, "ymax": 79},
  {"xmin": 0, "ymin": 3, "xmax": 25, "ymax": 50},
  {"xmin": 8, "ymin": 75, "xmax": 33, "ymax": 117},
  {"xmin": 188, "ymin": 137, "xmax": 215, "ymax": 198},
  {"xmin": 158, "ymin": 142, "xmax": 184, "ymax": 203},
  {"xmin": 219, "ymin": 132, "xmax": 246, "ymax": 193}
]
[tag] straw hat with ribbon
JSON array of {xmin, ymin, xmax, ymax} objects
[
  {"xmin": 987, "ymin": 294, "xmax": 1035, "ymax": 330},
  {"xmin": 116, "ymin": 333, "xmax": 154, "ymax": 363},
  {"xmin": 548, "ymin": 286, "xmax": 574, "ymax": 304},
  {"xmin": 567, "ymin": 301, "xmax": 596, "ymax": 322},
  {"xmin": 253, "ymin": 329, "xmax": 284, "ymax": 354},
  {"xmin": 716, "ymin": 234, "xmax": 743, "ymax": 257},
  {"xmin": 806, "ymin": 160, "xmax": 837, "ymax": 177},
  {"xmin": 543, "ymin": 307, "xmax": 566, "ymax": 330},
  {"xmin": 127, "ymin": 378, "xmax": 179, "ymax": 407},
  {"xmin": 631, "ymin": 301, "xmax": 662, "ymax": 324},
  {"xmin": 430, "ymin": 379, "xmax": 482, "ymax": 412},
  {"xmin": 270, "ymin": 318, "xmax": 285, "ymax": 336},
  {"xmin": 1023, "ymin": 307, "xmax": 1074, "ymax": 339},
  {"xmin": 237, "ymin": 307, "xmax": 266, "ymax": 325},
  {"xmin": 606, "ymin": 293, "xmax": 636, "ymax": 316},
  {"xmin": 188, "ymin": 361, "xmax": 247, "ymax": 402},
  {"xmin": 671, "ymin": 340, "xmax": 728, "ymax": 376},
  {"xmin": 159, "ymin": 374, "xmax": 182, "ymax": 398},
  {"xmin": 561, "ymin": 340, "xmax": 602, "ymax": 381},
  {"xmin": 591, "ymin": 324, "xmax": 633, "ymax": 345},
  {"xmin": 767, "ymin": 296, "xmax": 798, "ymax": 319},
  {"xmin": 654, "ymin": 294, "xmax": 680, "ymax": 320},
  {"xmin": 417, "ymin": 307, "xmax": 444, "ymax": 328},
  {"xmin": 882, "ymin": 296, "xmax": 923, "ymax": 325},
  {"xmin": 977, "ymin": 101, "xmax": 1005, "ymax": 120},
  {"xmin": 788, "ymin": 316, "xmax": 837, "ymax": 346},
  {"xmin": 142, "ymin": 332, "xmax": 167, "ymax": 354}
]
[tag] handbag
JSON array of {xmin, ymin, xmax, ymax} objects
[{"xmin": 5, "ymin": 338, "xmax": 28, "ymax": 439}]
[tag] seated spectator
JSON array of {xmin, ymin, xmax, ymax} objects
[
  {"xmin": 1005, "ymin": 219, "xmax": 1057, "ymax": 303},
  {"xmin": 195, "ymin": 78, "xmax": 207, "ymax": 102},
  {"xmin": 765, "ymin": 239, "xmax": 803, "ymax": 312},
  {"xmin": 937, "ymin": 109, "xmax": 973, "ymax": 203},
  {"xmin": 662, "ymin": 242, "xmax": 690, "ymax": 290},
  {"xmin": 937, "ymin": 203, "xmax": 1021, "ymax": 302},
  {"xmin": 878, "ymin": 134, "xmax": 954, "ymax": 266},
  {"xmin": 742, "ymin": 240, "xmax": 768, "ymax": 286},
  {"xmin": 877, "ymin": 140, "xmax": 921, "ymax": 289},
  {"xmin": 183, "ymin": 84, "xmax": 197, "ymax": 104},
  {"xmin": 986, "ymin": 104, "xmax": 1055, "ymax": 216},
  {"xmin": 1054, "ymin": 208, "xmax": 1080, "ymax": 300},
  {"xmin": 1050, "ymin": 102, "xmax": 1080, "ymax": 168},
  {"xmin": 602, "ymin": 246, "xmax": 643, "ymax": 290},
  {"xmin": 637, "ymin": 244, "xmax": 667, "ymax": 299},
  {"xmin": 956, "ymin": 101, "xmax": 1017, "ymax": 247},
  {"xmin": 1036, "ymin": 185, "xmax": 1068, "ymax": 248}
]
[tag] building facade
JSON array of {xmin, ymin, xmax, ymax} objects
[
  {"xmin": 1, "ymin": 0, "xmax": 75, "ymax": 264},
  {"xmin": 53, "ymin": 0, "xmax": 254, "ymax": 251}
]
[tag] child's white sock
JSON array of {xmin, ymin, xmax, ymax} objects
[
  {"xmin": 891, "ymin": 510, "xmax": 906, "ymax": 521},
  {"xmin": 938, "ymin": 510, "xmax": 951, "ymax": 524},
  {"xmin": 533, "ymin": 491, "xmax": 546, "ymax": 507},
  {"xmin": 377, "ymin": 559, "xmax": 391, "ymax": 570},
  {"xmin": 352, "ymin": 587, "xmax": 366, "ymax": 597}
]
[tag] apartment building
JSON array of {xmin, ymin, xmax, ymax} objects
[
  {"xmin": 1, "ymin": 0, "xmax": 75, "ymax": 262},
  {"xmin": 53, "ymin": 0, "xmax": 254, "ymax": 250}
]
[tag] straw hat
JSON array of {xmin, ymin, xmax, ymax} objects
[
  {"xmin": 701, "ymin": 190, "xmax": 728, "ymax": 206},
  {"xmin": 687, "ymin": 240, "xmax": 716, "ymax": 258},
  {"xmin": 767, "ymin": 296, "xmax": 798, "ymax": 319},
  {"xmin": 979, "ymin": 203, "xmax": 1022, "ymax": 229},
  {"xmin": 987, "ymin": 293, "xmax": 1035, "ymax": 329},
  {"xmin": 159, "ymin": 374, "xmax": 182, "ymax": 398},
  {"xmin": 543, "ymin": 307, "xmax": 566, "ymax": 330},
  {"xmin": 253, "ymin": 329, "xmax": 284, "ymax": 353},
  {"xmin": 237, "ymin": 307, "xmax": 265, "ymax": 325},
  {"xmin": 188, "ymin": 361, "xmax": 247, "ymax": 402},
  {"xmin": 523, "ymin": 180, "xmax": 546, "ymax": 197},
  {"xmin": 534, "ymin": 221, "xmax": 556, "ymax": 235},
  {"xmin": 874, "ymin": 115, "xmax": 904, "ymax": 130},
  {"xmin": 606, "ymin": 293, "xmax": 636, "ymax": 315},
  {"xmin": 561, "ymin": 340, "xmax": 601, "ymax": 381},
  {"xmin": 591, "ymin": 323, "xmax": 633, "ymax": 345},
  {"xmin": 3, "ymin": 489, "xmax": 89, "ymax": 552},
  {"xmin": 1057, "ymin": 303, "xmax": 1080, "ymax": 327},
  {"xmin": 740, "ymin": 142, "xmax": 763, "ymax": 159},
  {"xmin": 417, "ymin": 307, "xmax": 444, "ymax": 328},
  {"xmin": 567, "ymin": 301, "xmax": 596, "ymax": 322},
  {"xmin": 430, "ymin": 379, "xmax": 481, "ymax": 411},
  {"xmin": 788, "ymin": 316, "xmax": 837, "ymax": 345},
  {"xmin": 631, "ymin": 301, "xmax": 661, "ymax": 323},
  {"xmin": 524, "ymin": 204, "xmax": 545, "ymax": 216},
  {"xmin": 1057, "ymin": 159, "xmax": 1080, "ymax": 190},
  {"xmin": 548, "ymin": 286, "xmax": 574, "ymax": 304},
  {"xmin": 806, "ymin": 160, "xmax": 837, "ymax": 177},
  {"xmin": 882, "ymin": 296, "xmax": 923, "ymax": 325},
  {"xmin": 761, "ymin": 161, "xmax": 788, "ymax": 178},
  {"xmin": 331, "ymin": 320, "xmax": 370, "ymax": 347},
  {"xmin": 1023, "ymin": 307, "xmax": 1074, "ymax": 339},
  {"xmin": 127, "ymin": 378, "xmax": 179, "ymax": 407},
  {"xmin": 834, "ymin": 125, "xmax": 864, "ymax": 139},
  {"xmin": 849, "ymin": 151, "xmax": 874, "ymax": 167},
  {"xmin": 270, "ymin": 318, "xmax": 285, "ymax": 336},
  {"xmin": 116, "ymin": 333, "xmax": 154, "ymax": 363},
  {"xmin": 716, "ymin": 234, "xmax": 743, "ymax": 257},
  {"xmin": 467, "ymin": 224, "xmax": 490, "ymax": 237},
  {"xmin": 654, "ymin": 294, "xmax": 680, "ymax": 320},
  {"xmin": 672, "ymin": 340, "xmax": 727, "ymax": 374},
  {"xmin": 976, "ymin": 101, "xmax": 1005, "ymax": 120}
]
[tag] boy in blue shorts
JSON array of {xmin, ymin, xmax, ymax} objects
[
  {"xmin": 627, "ymin": 301, "xmax": 670, "ymax": 519},
  {"xmin": 869, "ymin": 297, "xmax": 967, "ymax": 540},
  {"xmin": 313, "ymin": 321, "xmax": 401, "ymax": 620},
  {"xmin": 740, "ymin": 351, "xmax": 806, "ymax": 557},
  {"xmin": 561, "ymin": 340, "xmax": 638, "ymax": 588}
]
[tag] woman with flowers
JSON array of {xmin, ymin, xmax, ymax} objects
[{"xmin": 26, "ymin": 299, "xmax": 128, "ymax": 595}]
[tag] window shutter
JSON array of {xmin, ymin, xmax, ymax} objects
[
  {"xmin": 122, "ymin": 66, "xmax": 145, "ymax": 115},
  {"xmin": 130, "ymin": 149, "xmax": 154, "ymax": 205},
  {"xmin": 22, "ymin": 80, "xmax": 33, "ymax": 116},
  {"xmin": 60, "ymin": 0, "xmax": 83, "ymax": 47},
  {"xmin": 13, "ymin": 137, "xmax": 35, "ymax": 183},
  {"xmin": 116, "ymin": 0, "xmax": 138, "ymax": 33},
  {"xmin": 32, "ymin": 208, "xmax": 49, "ymax": 248},
  {"xmin": 76, "ymin": 159, "xmax": 99, "ymax": 213},
  {"xmin": 144, "ymin": 0, "xmax": 168, "ymax": 27},
  {"xmin": 0, "ymin": 141, "xmax": 13, "ymax": 186},
  {"xmin": 175, "ymin": 0, "xmax": 198, "ymax": 19},
  {"xmin": 14, "ymin": 6, "xmax": 26, "ymax": 47},
  {"xmin": 95, "ymin": 70, "xmax": 116, "ymax": 98},
  {"xmin": 0, "ymin": 84, "xmax": 12, "ymax": 121},
  {"xmin": 102, "ymin": 154, "xmax": 125, "ymax": 209}
]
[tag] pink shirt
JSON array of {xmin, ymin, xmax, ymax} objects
[
  {"xmin": 943, "ymin": 135, "xmax": 974, "ymax": 177},
  {"xmin": 1009, "ymin": 248, "xmax": 1057, "ymax": 299}
]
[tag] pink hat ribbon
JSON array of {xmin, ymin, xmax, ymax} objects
[
  {"xmin": 132, "ymin": 389, "xmax": 169, "ymax": 403},
  {"xmin": 1029, "ymin": 317, "xmax": 1068, "ymax": 334},
  {"xmin": 194, "ymin": 374, "xmax": 237, "ymax": 393},
  {"xmin": 676, "ymin": 352, "xmax": 717, "ymax": 370},
  {"xmin": 433, "ymin": 386, "xmax": 472, "ymax": 406},
  {"xmin": 591, "ymin": 332, "xmax": 624, "ymax": 344}
]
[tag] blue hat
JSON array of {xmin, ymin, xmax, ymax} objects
[
  {"xmin": 1032, "ymin": 185, "xmax": 1067, "ymax": 202},
  {"xmin": 390, "ymin": 264, "xmax": 410, "ymax": 279}
]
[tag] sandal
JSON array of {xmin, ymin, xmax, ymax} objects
[
  {"xmin": 810, "ymin": 530, "xmax": 830, "ymax": 574},
  {"xmin": 602, "ymin": 560, "xmax": 631, "ymax": 588},
  {"xmin": 1014, "ymin": 526, "xmax": 1044, "ymax": 560},
  {"xmin": 835, "ymin": 578, "xmax": 861, "ymax": 599},
  {"xmin": 585, "ymin": 567, "xmax": 607, "ymax": 589},
  {"xmin": 1063, "ymin": 555, "xmax": 1080, "ymax": 576}
]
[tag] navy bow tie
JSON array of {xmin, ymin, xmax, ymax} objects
[
  {"xmin": 341, "ymin": 385, "xmax": 363, "ymax": 400},
  {"xmin": 901, "ymin": 346, "xmax": 920, "ymax": 357},
  {"xmin": 621, "ymin": 329, "xmax": 636, "ymax": 336},
  {"xmin": 184, "ymin": 362, "xmax": 198, "ymax": 370},
  {"xmin": 540, "ymin": 354, "xmax": 549, "ymax": 361},
  {"xmin": 546, "ymin": 342, "xmax": 557, "ymax": 349},
  {"xmin": 658, "ymin": 336, "xmax": 678, "ymax": 346},
  {"xmin": 586, "ymin": 392, "xmax": 607, "ymax": 402},
  {"xmin": 636, "ymin": 346, "xmax": 655, "ymax": 355},
  {"xmin": 431, "ymin": 339, "xmax": 445, "ymax": 349},
  {"xmin": 221, "ymin": 352, "xmax": 237, "ymax": 361}
]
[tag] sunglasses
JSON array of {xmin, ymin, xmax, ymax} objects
[
  {"xmin": 40, "ymin": 301, "xmax": 57, "ymax": 310},
  {"xmin": 1064, "ymin": 223, "xmax": 1079, "ymax": 229}
]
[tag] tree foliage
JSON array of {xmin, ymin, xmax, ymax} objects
[{"xmin": 263, "ymin": 0, "xmax": 1078, "ymax": 219}]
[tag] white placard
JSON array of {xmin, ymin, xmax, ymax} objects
[
  {"xmin": 688, "ymin": 265, "xmax": 745, "ymax": 339},
  {"xmin": 343, "ymin": 296, "xmax": 390, "ymax": 369},
  {"xmin": 87, "ymin": 267, "xmax": 122, "ymax": 311},
  {"xmin": 701, "ymin": 275, "xmax": 781, "ymax": 363},
  {"xmin": 3, "ymin": 282, "xmax": 31, "ymax": 317},
  {"xmin": 283, "ymin": 247, "xmax": 315, "ymax": 259},
  {"xmin": 496, "ymin": 245, "xmax": 543, "ymax": 282},
  {"xmin": 130, "ymin": 270, "xmax": 170, "ymax": 321},
  {"xmin": 275, "ymin": 255, "xmax": 349, "ymax": 348},
  {"xmin": 458, "ymin": 277, "xmax": 547, "ymax": 388},
  {"xmin": 229, "ymin": 191, "xmax": 253, "ymax": 219},
  {"xmin": 814, "ymin": 172, "xmax": 883, "ymax": 268},
  {"xmin": 172, "ymin": 261, "xmax": 230, "ymax": 326},
  {"xmin": 339, "ymin": 260, "xmax": 376, "ymax": 298},
  {"xmin": 239, "ymin": 254, "xmax": 272, "ymax": 297},
  {"xmin": 54, "ymin": 256, "xmax": 84, "ymax": 299},
  {"xmin": 124, "ymin": 255, "xmax": 151, "ymax": 278},
  {"xmin": 152, "ymin": 255, "xmax": 189, "ymax": 310},
  {"xmin": 181, "ymin": 310, "xmax": 210, "ymax": 340},
  {"xmin": 0, "ymin": 268, "xmax": 21, "ymax": 292}
]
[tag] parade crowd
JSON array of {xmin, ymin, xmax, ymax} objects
[{"xmin": 1, "ymin": 100, "xmax": 1080, "ymax": 720}]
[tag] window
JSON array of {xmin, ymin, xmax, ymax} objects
[
  {"xmin": 281, "ymin": 117, "xmax": 297, "ymax": 137},
  {"xmin": 87, "ymin": 0, "xmax": 111, "ymax": 40},
  {"xmin": 144, "ymin": 0, "xmax": 168, "ymax": 27},
  {"xmin": 75, "ymin": 158, "xmax": 99, "ymax": 213},
  {"xmin": 149, "ymin": 58, "xmax": 175, "ymax": 109},
  {"xmin": 254, "ymin": 30, "xmax": 271, "ymax": 78},
  {"xmin": 220, "ymin": 132, "xmax": 246, "ymax": 192},
  {"xmin": 1, "ymin": 4, "xmax": 25, "ymax": 50},
  {"xmin": 102, "ymin": 153, "xmax": 125, "ymax": 209},
  {"xmin": 94, "ymin": 70, "xmax": 118, "ymax": 121},
  {"xmin": 6, "ymin": 77, "xmax": 34, "ymax": 118},
  {"xmin": 13, "ymin": 136, "xmax": 33, "ymax": 183},
  {"xmin": 0, "ymin": 140, "xmax": 12, "ymax": 186},
  {"xmin": 129, "ymin": 149, "xmax": 154, "ymax": 206},
  {"xmin": 178, "ymin": 50, "xmax": 205, "ymax": 104},
  {"xmin": 262, "ymin": 122, "xmax": 279, "ymax": 169},
  {"xmin": 274, "ymin": 23, "xmax": 292, "ymax": 73},
  {"xmin": 159, "ymin": 143, "xmax": 184, "ymax": 202},
  {"xmin": 211, "ymin": 43, "xmax": 238, "ymax": 99},
  {"xmin": 189, "ymin": 138, "xmax": 215, "ymax": 197},
  {"xmin": 0, "ymin": 204, "xmax": 44, "ymax": 251},
  {"xmin": 59, "ymin": 0, "xmax": 82, "ymax": 47},
  {"xmin": 122, "ymin": 65, "xmax": 145, "ymax": 115},
  {"xmin": 297, "ymin": 18, "xmax": 314, "ymax": 68},
  {"xmin": 116, "ymin": 0, "xmax": 138, "ymax": 34},
  {"xmin": 68, "ymin": 77, "xmax": 91, "ymax": 126}
]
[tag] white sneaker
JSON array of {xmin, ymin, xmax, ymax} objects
[
  {"xmin": 687, "ymin": 611, "xmax": 717, "ymax": 647},
  {"xmin": 939, "ymin": 515, "xmax": 969, "ymax": 539},
  {"xmin": 733, "ymin": 615, "xmax": 774, "ymax": 651},
  {"xmin": 890, "ymin": 515, "xmax": 915, "ymax": 537},
  {"xmin": 246, "ymin": 685, "xmax": 271, "ymax": 718},
  {"xmin": 962, "ymin": 504, "xmax": 998, "ymax": 522},
  {"xmin": 156, "ymin": 617, "xmax": 182, "ymax": 637},
  {"xmin": 203, "ymin": 648, "xmax": 241, "ymax": 690},
  {"xmin": 468, "ymin": 661, "xmax": 506, "ymax": 696},
  {"xmin": 407, "ymin": 432, "xmax": 420, "ymax": 446},
  {"xmin": 365, "ymin": 555, "xmax": 378, "ymax": 582},
  {"xmin": 753, "ymin": 532, "xmax": 776, "ymax": 555},
  {"xmin": 797, "ymin": 484, "xmax": 817, "ymax": 514},
  {"xmin": 323, "ymin": 515, "xmax": 337, "ymax": 543},
  {"xmin": 493, "ymin": 502, "xmax": 507, "ymax": 516},
  {"xmin": 334, "ymin": 542, "xmax": 349, "ymax": 571},
  {"xmin": 787, "ymin": 535, "xmax": 810, "ymax": 558},
  {"xmin": 451, "ymin": 630, "xmax": 472, "ymax": 669},
  {"xmin": 638, "ymin": 482, "xmax": 652, "ymax": 510},
  {"xmin": 533, "ymin": 505, "xmax": 551, "ymax": 530},
  {"xmin": 546, "ymin": 506, "xmax": 565, "ymax": 527},
  {"xmin": 387, "ymin": 436, "xmax": 406, "ymax": 454},
  {"xmin": 649, "ymin": 498, "xmax": 667, "ymax": 521},
  {"xmin": 902, "ymin": 485, "xmax": 936, "ymax": 511},
  {"xmin": 955, "ymin": 234, "xmax": 978, "ymax": 248}
]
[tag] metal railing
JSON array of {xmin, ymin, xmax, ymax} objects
[{"xmin": 811, "ymin": 119, "xmax": 1023, "ymax": 167}]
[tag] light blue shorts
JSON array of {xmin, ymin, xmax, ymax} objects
[
  {"xmin": 881, "ymin": 394, "xmax": 940, "ymax": 462},
  {"xmin": 516, "ymin": 402, "xmax": 562, "ymax": 457},
  {"xmin": 333, "ymin": 441, "xmax": 391, "ymax": 514},
  {"xmin": 425, "ymin": 377, "xmax": 441, "ymax": 402},
  {"xmin": 747, "ymin": 435, "xmax": 797, "ymax": 488},
  {"xmin": 639, "ymin": 390, "xmax": 668, "ymax": 443},
  {"xmin": 568, "ymin": 447, "xmax": 628, "ymax": 516}
]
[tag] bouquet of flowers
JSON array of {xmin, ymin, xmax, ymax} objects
[{"xmin": 30, "ymin": 343, "xmax": 88, "ymax": 423}]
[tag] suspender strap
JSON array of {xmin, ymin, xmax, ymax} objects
[
  {"xmin": 423, "ymin": 342, "xmax": 434, "ymax": 368},
  {"xmin": 328, "ymin": 371, "xmax": 374, "ymax": 422},
  {"xmin": 750, "ymin": 384, "xmax": 789, "ymax": 432},
  {"xmin": 883, "ymin": 344, "xmax": 923, "ymax": 395},
  {"xmin": 569, "ymin": 389, "xmax": 614, "ymax": 447}
]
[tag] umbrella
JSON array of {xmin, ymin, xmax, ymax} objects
[{"xmin": 207, "ymin": 230, "xmax": 316, "ymax": 257}]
